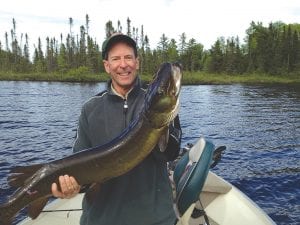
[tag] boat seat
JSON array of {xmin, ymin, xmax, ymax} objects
[{"xmin": 173, "ymin": 137, "xmax": 215, "ymax": 217}]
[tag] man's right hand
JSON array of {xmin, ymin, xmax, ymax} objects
[{"xmin": 51, "ymin": 175, "xmax": 81, "ymax": 199}]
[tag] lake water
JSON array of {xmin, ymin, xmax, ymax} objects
[{"xmin": 0, "ymin": 81, "xmax": 299, "ymax": 225}]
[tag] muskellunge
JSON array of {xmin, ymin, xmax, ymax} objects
[{"xmin": 0, "ymin": 62, "xmax": 182, "ymax": 225}]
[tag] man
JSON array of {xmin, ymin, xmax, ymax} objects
[{"xmin": 52, "ymin": 33, "xmax": 182, "ymax": 225}]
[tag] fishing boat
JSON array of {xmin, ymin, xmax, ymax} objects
[{"xmin": 18, "ymin": 137, "xmax": 276, "ymax": 225}]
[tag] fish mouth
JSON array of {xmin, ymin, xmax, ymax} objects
[
  {"xmin": 144, "ymin": 62, "xmax": 182, "ymax": 112},
  {"xmin": 147, "ymin": 63, "xmax": 182, "ymax": 112},
  {"xmin": 160, "ymin": 63, "xmax": 182, "ymax": 98},
  {"xmin": 169, "ymin": 63, "xmax": 182, "ymax": 97}
]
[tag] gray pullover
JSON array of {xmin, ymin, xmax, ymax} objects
[{"xmin": 73, "ymin": 77, "xmax": 182, "ymax": 225}]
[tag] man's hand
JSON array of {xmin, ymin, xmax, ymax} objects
[{"xmin": 51, "ymin": 175, "xmax": 81, "ymax": 199}]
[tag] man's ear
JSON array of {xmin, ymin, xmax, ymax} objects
[
  {"xmin": 136, "ymin": 57, "xmax": 140, "ymax": 70},
  {"xmin": 103, "ymin": 60, "xmax": 110, "ymax": 73}
]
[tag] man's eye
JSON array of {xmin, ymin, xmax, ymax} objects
[{"xmin": 125, "ymin": 56, "xmax": 133, "ymax": 61}]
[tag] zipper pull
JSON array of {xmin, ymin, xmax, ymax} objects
[{"xmin": 123, "ymin": 99, "xmax": 128, "ymax": 114}]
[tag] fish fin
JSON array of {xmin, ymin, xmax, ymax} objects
[
  {"xmin": 158, "ymin": 127, "xmax": 169, "ymax": 152},
  {"xmin": 0, "ymin": 204, "xmax": 13, "ymax": 225},
  {"xmin": 85, "ymin": 183, "xmax": 101, "ymax": 204},
  {"xmin": 8, "ymin": 164, "xmax": 44, "ymax": 188},
  {"xmin": 28, "ymin": 197, "xmax": 49, "ymax": 219},
  {"xmin": 8, "ymin": 173, "xmax": 31, "ymax": 187},
  {"xmin": 10, "ymin": 164, "xmax": 43, "ymax": 174}
]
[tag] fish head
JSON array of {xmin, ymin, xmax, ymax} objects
[{"xmin": 144, "ymin": 62, "xmax": 182, "ymax": 128}]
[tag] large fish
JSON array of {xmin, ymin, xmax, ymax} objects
[{"xmin": 0, "ymin": 62, "xmax": 182, "ymax": 225}]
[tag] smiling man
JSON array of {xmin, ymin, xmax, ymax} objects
[
  {"xmin": 52, "ymin": 33, "xmax": 182, "ymax": 225},
  {"xmin": 102, "ymin": 33, "xmax": 139, "ymax": 96}
]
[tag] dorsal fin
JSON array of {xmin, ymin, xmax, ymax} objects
[
  {"xmin": 8, "ymin": 164, "xmax": 43, "ymax": 188},
  {"xmin": 10, "ymin": 164, "xmax": 43, "ymax": 173},
  {"xmin": 8, "ymin": 173, "xmax": 30, "ymax": 187}
]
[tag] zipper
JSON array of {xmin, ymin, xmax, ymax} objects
[{"xmin": 123, "ymin": 98, "xmax": 128, "ymax": 127}]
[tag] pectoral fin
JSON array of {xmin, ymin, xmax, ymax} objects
[
  {"xmin": 28, "ymin": 197, "xmax": 49, "ymax": 219},
  {"xmin": 158, "ymin": 128, "xmax": 169, "ymax": 152}
]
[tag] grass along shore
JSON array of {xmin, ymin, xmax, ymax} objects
[{"xmin": 0, "ymin": 71, "xmax": 299, "ymax": 85}]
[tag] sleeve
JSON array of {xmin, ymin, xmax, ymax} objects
[{"xmin": 73, "ymin": 106, "xmax": 92, "ymax": 153}]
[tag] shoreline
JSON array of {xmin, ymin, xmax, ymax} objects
[{"xmin": 0, "ymin": 72, "xmax": 299, "ymax": 85}]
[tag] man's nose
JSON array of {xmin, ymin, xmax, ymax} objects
[{"xmin": 119, "ymin": 58, "xmax": 127, "ymax": 67}]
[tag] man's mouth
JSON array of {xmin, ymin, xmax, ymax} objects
[{"xmin": 118, "ymin": 72, "xmax": 131, "ymax": 76}]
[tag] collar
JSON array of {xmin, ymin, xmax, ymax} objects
[
  {"xmin": 110, "ymin": 84, "xmax": 133, "ymax": 99},
  {"xmin": 107, "ymin": 77, "xmax": 142, "ymax": 99}
]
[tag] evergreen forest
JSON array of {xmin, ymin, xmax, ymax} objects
[{"xmin": 0, "ymin": 15, "xmax": 300, "ymax": 81}]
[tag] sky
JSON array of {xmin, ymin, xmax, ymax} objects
[{"xmin": 0, "ymin": 0, "xmax": 300, "ymax": 55}]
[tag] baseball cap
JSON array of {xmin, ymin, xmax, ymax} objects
[{"xmin": 101, "ymin": 33, "xmax": 137, "ymax": 60}]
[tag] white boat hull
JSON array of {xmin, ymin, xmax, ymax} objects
[
  {"xmin": 18, "ymin": 195, "xmax": 82, "ymax": 225},
  {"xmin": 18, "ymin": 171, "xmax": 275, "ymax": 225},
  {"xmin": 177, "ymin": 172, "xmax": 276, "ymax": 225}
]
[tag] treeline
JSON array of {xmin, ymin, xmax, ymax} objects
[
  {"xmin": 0, "ymin": 16, "xmax": 101, "ymax": 74},
  {"xmin": 0, "ymin": 16, "xmax": 300, "ymax": 76}
]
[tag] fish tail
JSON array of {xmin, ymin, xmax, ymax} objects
[
  {"xmin": 0, "ymin": 204, "xmax": 13, "ymax": 225},
  {"xmin": 1, "ymin": 164, "xmax": 45, "ymax": 225},
  {"xmin": 0, "ymin": 196, "xmax": 49, "ymax": 225}
]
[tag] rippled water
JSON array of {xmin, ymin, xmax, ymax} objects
[{"xmin": 0, "ymin": 81, "xmax": 299, "ymax": 225}]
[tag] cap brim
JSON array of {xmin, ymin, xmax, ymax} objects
[{"xmin": 102, "ymin": 34, "xmax": 137, "ymax": 59}]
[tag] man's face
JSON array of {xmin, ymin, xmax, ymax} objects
[{"xmin": 103, "ymin": 42, "xmax": 139, "ymax": 96}]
